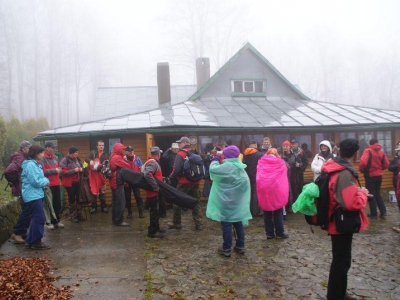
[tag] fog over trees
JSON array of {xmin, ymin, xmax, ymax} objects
[{"xmin": 0, "ymin": 0, "xmax": 399, "ymax": 128}]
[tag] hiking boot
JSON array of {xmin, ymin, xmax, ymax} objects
[
  {"xmin": 217, "ymin": 247, "xmax": 231, "ymax": 257},
  {"xmin": 380, "ymin": 213, "xmax": 387, "ymax": 219},
  {"xmin": 54, "ymin": 222, "xmax": 65, "ymax": 228},
  {"xmin": 167, "ymin": 222, "xmax": 182, "ymax": 229},
  {"xmin": 148, "ymin": 232, "xmax": 165, "ymax": 238},
  {"xmin": 45, "ymin": 224, "xmax": 54, "ymax": 230},
  {"xmin": 77, "ymin": 215, "xmax": 86, "ymax": 221},
  {"xmin": 195, "ymin": 224, "xmax": 203, "ymax": 231},
  {"xmin": 26, "ymin": 241, "xmax": 51, "ymax": 250},
  {"xmin": 234, "ymin": 246, "xmax": 246, "ymax": 254},
  {"xmin": 158, "ymin": 228, "xmax": 167, "ymax": 234},
  {"xmin": 101, "ymin": 207, "xmax": 108, "ymax": 213},
  {"xmin": 367, "ymin": 214, "xmax": 378, "ymax": 219},
  {"xmin": 71, "ymin": 218, "xmax": 79, "ymax": 223},
  {"xmin": 138, "ymin": 206, "xmax": 144, "ymax": 218},
  {"xmin": 276, "ymin": 233, "xmax": 289, "ymax": 239},
  {"xmin": 11, "ymin": 233, "xmax": 25, "ymax": 244},
  {"xmin": 266, "ymin": 235, "xmax": 275, "ymax": 240},
  {"xmin": 127, "ymin": 213, "xmax": 132, "ymax": 219},
  {"xmin": 90, "ymin": 208, "xmax": 97, "ymax": 214},
  {"xmin": 116, "ymin": 222, "xmax": 130, "ymax": 227}
]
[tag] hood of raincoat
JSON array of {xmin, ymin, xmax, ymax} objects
[
  {"xmin": 112, "ymin": 143, "xmax": 125, "ymax": 155},
  {"xmin": 256, "ymin": 155, "xmax": 289, "ymax": 211},
  {"xmin": 206, "ymin": 159, "xmax": 251, "ymax": 225}
]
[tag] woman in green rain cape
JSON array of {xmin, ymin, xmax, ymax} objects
[{"xmin": 206, "ymin": 145, "xmax": 251, "ymax": 257}]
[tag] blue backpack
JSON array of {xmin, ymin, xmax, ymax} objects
[{"xmin": 182, "ymin": 150, "xmax": 206, "ymax": 182}]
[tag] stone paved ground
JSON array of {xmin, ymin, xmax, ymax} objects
[
  {"xmin": 146, "ymin": 200, "xmax": 400, "ymax": 300},
  {"xmin": 1, "ymin": 199, "xmax": 400, "ymax": 299}
]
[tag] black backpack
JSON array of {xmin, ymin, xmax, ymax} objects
[
  {"xmin": 182, "ymin": 150, "xmax": 206, "ymax": 182},
  {"xmin": 101, "ymin": 159, "xmax": 113, "ymax": 179},
  {"xmin": 305, "ymin": 172, "xmax": 331, "ymax": 232}
]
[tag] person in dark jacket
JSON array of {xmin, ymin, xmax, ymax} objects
[
  {"xmin": 288, "ymin": 139, "xmax": 308, "ymax": 202},
  {"xmin": 161, "ymin": 143, "xmax": 179, "ymax": 186},
  {"xmin": 85, "ymin": 140, "xmax": 109, "ymax": 214},
  {"xmin": 61, "ymin": 146, "xmax": 84, "ymax": 223},
  {"xmin": 243, "ymin": 140, "xmax": 263, "ymax": 216},
  {"xmin": 322, "ymin": 138, "xmax": 369, "ymax": 300},
  {"xmin": 359, "ymin": 138, "xmax": 389, "ymax": 219},
  {"xmin": 144, "ymin": 146, "xmax": 165, "ymax": 238},
  {"xmin": 41, "ymin": 141, "xmax": 64, "ymax": 229},
  {"xmin": 389, "ymin": 142, "xmax": 400, "ymax": 190},
  {"xmin": 10, "ymin": 140, "xmax": 32, "ymax": 244},
  {"xmin": 168, "ymin": 136, "xmax": 203, "ymax": 230}
]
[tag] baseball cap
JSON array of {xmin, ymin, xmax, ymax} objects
[
  {"xmin": 19, "ymin": 140, "xmax": 32, "ymax": 149},
  {"xmin": 45, "ymin": 141, "xmax": 56, "ymax": 149},
  {"xmin": 176, "ymin": 137, "xmax": 190, "ymax": 143},
  {"xmin": 125, "ymin": 146, "xmax": 134, "ymax": 151},
  {"xmin": 291, "ymin": 139, "xmax": 299, "ymax": 144},
  {"xmin": 150, "ymin": 146, "xmax": 163, "ymax": 155}
]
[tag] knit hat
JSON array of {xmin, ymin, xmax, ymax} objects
[
  {"xmin": 282, "ymin": 141, "xmax": 291, "ymax": 147},
  {"xmin": 45, "ymin": 141, "xmax": 56, "ymax": 149},
  {"xmin": 19, "ymin": 140, "xmax": 32, "ymax": 150},
  {"xmin": 69, "ymin": 146, "xmax": 79, "ymax": 154},
  {"xmin": 267, "ymin": 148, "xmax": 279, "ymax": 157},
  {"xmin": 339, "ymin": 139, "xmax": 359, "ymax": 158},
  {"xmin": 223, "ymin": 145, "xmax": 240, "ymax": 159},
  {"xmin": 125, "ymin": 146, "xmax": 134, "ymax": 151},
  {"xmin": 150, "ymin": 146, "xmax": 162, "ymax": 155},
  {"xmin": 369, "ymin": 138, "xmax": 378, "ymax": 145},
  {"xmin": 171, "ymin": 143, "xmax": 179, "ymax": 149}
]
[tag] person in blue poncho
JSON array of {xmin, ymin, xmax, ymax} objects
[{"xmin": 206, "ymin": 145, "xmax": 252, "ymax": 257}]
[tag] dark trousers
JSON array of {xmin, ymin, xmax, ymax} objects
[
  {"xmin": 14, "ymin": 200, "xmax": 31, "ymax": 235},
  {"xmin": 263, "ymin": 208, "xmax": 284, "ymax": 237},
  {"xmin": 124, "ymin": 186, "xmax": 143, "ymax": 211},
  {"xmin": 172, "ymin": 184, "xmax": 202, "ymax": 226},
  {"xmin": 112, "ymin": 185, "xmax": 126, "ymax": 225},
  {"xmin": 327, "ymin": 234, "xmax": 353, "ymax": 300},
  {"xmin": 50, "ymin": 185, "xmax": 61, "ymax": 224},
  {"xmin": 66, "ymin": 182, "xmax": 81, "ymax": 217},
  {"xmin": 147, "ymin": 196, "xmax": 160, "ymax": 234},
  {"xmin": 290, "ymin": 171, "xmax": 304, "ymax": 202},
  {"xmin": 365, "ymin": 176, "xmax": 386, "ymax": 216},
  {"xmin": 221, "ymin": 221, "xmax": 244, "ymax": 250},
  {"xmin": 250, "ymin": 181, "xmax": 261, "ymax": 216}
]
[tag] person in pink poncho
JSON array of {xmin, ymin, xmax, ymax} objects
[{"xmin": 256, "ymin": 148, "xmax": 289, "ymax": 239}]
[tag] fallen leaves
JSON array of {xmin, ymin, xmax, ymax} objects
[{"xmin": 0, "ymin": 257, "xmax": 73, "ymax": 299}]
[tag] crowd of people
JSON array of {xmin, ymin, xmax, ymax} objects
[{"xmin": 6, "ymin": 135, "xmax": 400, "ymax": 299}]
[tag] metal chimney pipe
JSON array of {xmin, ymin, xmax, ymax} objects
[{"xmin": 157, "ymin": 62, "xmax": 171, "ymax": 105}]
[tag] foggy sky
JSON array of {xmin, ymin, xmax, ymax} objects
[{"xmin": 0, "ymin": 0, "xmax": 399, "ymax": 127}]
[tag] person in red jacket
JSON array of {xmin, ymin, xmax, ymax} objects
[
  {"xmin": 322, "ymin": 138, "xmax": 369, "ymax": 300},
  {"xmin": 359, "ymin": 138, "xmax": 389, "ymax": 219},
  {"xmin": 61, "ymin": 146, "xmax": 84, "ymax": 223},
  {"xmin": 144, "ymin": 146, "xmax": 165, "ymax": 238},
  {"xmin": 85, "ymin": 140, "xmax": 109, "ymax": 214},
  {"xmin": 110, "ymin": 143, "xmax": 131, "ymax": 226},
  {"xmin": 168, "ymin": 136, "xmax": 203, "ymax": 230},
  {"xmin": 42, "ymin": 142, "xmax": 64, "ymax": 229}
]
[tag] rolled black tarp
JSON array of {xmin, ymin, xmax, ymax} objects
[{"xmin": 118, "ymin": 168, "xmax": 198, "ymax": 209}]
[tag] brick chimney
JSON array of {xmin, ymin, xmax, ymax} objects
[
  {"xmin": 196, "ymin": 57, "xmax": 210, "ymax": 89},
  {"xmin": 157, "ymin": 62, "xmax": 171, "ymax": 105}
]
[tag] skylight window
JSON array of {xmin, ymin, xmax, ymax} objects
[{"xmin": 231, "ymin": 79, "xmax": 266, "ymax": 94}]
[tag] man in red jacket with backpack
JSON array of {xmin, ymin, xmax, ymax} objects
[
  {"xmin": 359, "ymin": 138, "xmax": 389, "ymax": 219},
  {"xmin": 168, "ymin": 137, "xmax": 203, "ymax": 230}
]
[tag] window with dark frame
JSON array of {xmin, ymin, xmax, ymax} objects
[{"xmin": 232, "ymin": 80, "xmax": 266, "ymax": 94}]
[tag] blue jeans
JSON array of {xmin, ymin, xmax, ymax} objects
[
  {"xmin": 221, "ymin": 221, "xmax": 244, "ymax": 250},
  {"xmin": 264, "ymin": 208, "xmax": 284, "ymax": 237},
  {"xmin": 15, "ymin": 199, "xmax": 45, "ymax": 244}
]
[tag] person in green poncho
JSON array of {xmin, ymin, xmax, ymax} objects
[{"xmin": 206, "ymin": 145, "xmax": 252, "ymax": 257}]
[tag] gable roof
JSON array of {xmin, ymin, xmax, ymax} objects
[
  {"xmin": 35, "ymin": 96, "xmax": 400, "ymax": 140},
  {"xmin": 189, "ymin": 42, "xmax": 310, "ymax": 101}
]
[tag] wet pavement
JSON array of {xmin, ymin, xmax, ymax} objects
[{"xmin": 1, "ymin": 200, "xmax": 400, "ymax": 299}]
